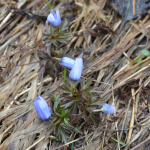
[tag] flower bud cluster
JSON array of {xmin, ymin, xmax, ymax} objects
[{"xmin": 60, "ymin": 56, "xmax": 84, "ymax": 82}]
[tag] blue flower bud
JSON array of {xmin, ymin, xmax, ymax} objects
[
  {"xmin": 60, "ymin": 57, "xmax": 75, "ymax": 69},
  {"xmin": 69, "ymin": 57, "xmax": 83, "ymax": 82},
  {"xmin": 34, "ymin": 96, "xmax": 51, "ymax": 121},
  {"xmin": 102, "ymin": 103, "xmax": 116, "ymax": 114},
  {"xmin": 60, "ymin": 57, "xmax": 84, "ymax": 70},
  {"xmin": 47, "ymin": 9, "xmax": 61, "ymax": 27}
]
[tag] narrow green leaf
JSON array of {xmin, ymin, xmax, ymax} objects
[
  {"xmin": 64, "ymin": 67, "xmax": 66, "ymax": 82},
  {"xmin": 82, "ymin": 80, "xmax": 93, "ymax": 90},
  {"xmin": 45, "ymin": 125, "xmax": 55, "ymax": 139},
  {"xmin": 89, "ymin": 113, "xmax": 98, "ymax": 126},
  {"xmin": 80, "ymin": 78, "xmax": 85, "ymax": 89},
  {"xmin": 71, "ymin": 138, "xmax": 74, "ymax": 150},
  {"xmin": 106, "ymin": 15, "xmax": 112, "ymax": 18},
  {"xmin": 70, "ymin": 113, "xmax": 83, "ymax": 125},
  {"xmin": 49, "ymin": 135, "xmax": 60, "ymax": 141},
  {"xmin": 60, "ymin": 130, "xmax": 68, "ymax": 144},
  {"xmin": 61, "ymin": 18, "xmax": 68, "ymax": 31},
  {"xmin": 60, "ymin": 86, "xmax": 71, "ymax": 93},
  {"xmin": 111, "ymin": 137, "xmax": 125, "ymax": 146},
  {"xmin": 141, "ymin": 49, "xmax": 150, "ymax": 56},
  {"xmin": 73, "ymin": 80, "xmax": 80, "ymax": 89},
  {"xmin": 91, "ymin": 100, "xmax": 104, "ymax": 105},
  {"xmin": 61, "ymin": 100, "xmax": 75, "ymax": 108},
  {"xmin": 64, "ymin": 118, "xmax": 82, "ymax": 134},
  {"xmin": 50, "ymin": 94, "xmax": 61, "ymax": 111},
  {"xmin": 46, "ymin": 0, "xmax": 51, "ymax": 10},
  {"xmin": 83, "ymin": 87, "xmax": 94, "ymax": 93}
]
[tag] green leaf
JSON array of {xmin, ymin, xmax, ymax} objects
[
  {"xmin": 111, "ymin": 137, "xmax": 126, "ymax": 146},
  {"xmin": 46, "ymin": 0, "xmax": 51, "ymax": 10},
  {"xmin": 49, "ymin": 135, "xmax": 60, "ymax": 141},
  {"xmin": 106, "ymin": 15, "xmax": 112, "ymax": 18},
  {"xmin": 60, "ymin": 130, "xmax": 69, "ymax": 144},
  {"xmin": 64, "ymin": 117, "xmax": 69, "ymax": 121},
  {"xmin": 91, "ymin": 100, "xmax": 104, "ymax": 105},
  {"xmin": 60, "ymin": 86, "xmax": 71, "ymax": 93},
  {"xmin": 132, "ymin": 55, "xmax": 142, "ymax": 65},
  {"xmin": 50, "ymin": 116, "xmax": 57, "ymax": 123},
  {"xmin": 82, "ymin": 80, "xmax": 93, "ymax": 90},
  {"xmin": 45, "ymin": 125, "xmax": 55, "ymax": 139},
  {"xmin": 61, "ymin": 18, "xmax": 68, "ymax": 31},
  {"xmin": 91, "ymin": 95, "xmax": 97, "ymax": 102},
  {"xmin": 83, "ymin": 87, "xmax": 94, "ymax": 93},
  {"xmin": 137, "ymin": 57, "xmax": 142, "ymax": 63},
  {"xmin": 50, "ymin": 94, "xmax": 61, "ymax": 111},
  {"xmin": 52, "ymin": 40, "xmax": 58, "ymax": 47},
  {"xmin": 64, "ymin": 67, "xmax": 66, "ymax": 82},
  {"xmin": 56, "ymin": 38, "xmax": 68, "ymax": 44},
  {"xmin": 73, "ymin": 80, "xmax": 80, "ymax": 89},
  {"xmin": 89, "ymin": 113, "xmax": 98, "ymax": 126},
  {"xmin": 57, "ymin": 35, "xmax": 73, "ymax": 43},
  {"xmin": 64, "ymin": 118, "xmax": 82, "ymax": 134},
  {"xmin": 141, "ymin": 49, "xmax": 150, "ymax": 56},
  {"xmin": 61, "ymin": 100, "xmax": 76, "ymax": 108},
  {"xmin": 60, "ymin": 108, "xmax": 70, "ymax": 117},
  {"xmin": 71, "ymin": 139, "xmax": 74, "ymax": 150},
  {"xmin": 70, "ymin": 113, "xmax": 83, "ymax": 124},
  {"xmin": 80, "ymin": 78, "xmax": 85, "ymax": 89},
  {"xmin": 60, "ymin": 108, "xmax": 66, "ymax": 117}
]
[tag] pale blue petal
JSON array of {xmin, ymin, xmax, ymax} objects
[
  {"xmin": 34, "ymin": 96, "xmax": 51, "ymax": 121},
  {"xmin": 102, "ymin": 103, "xmax": 116, "ymax": 114},
  {"xmin": 56, "ymin": 9, "xmax": 61, "ymax": 25},
  {"xmin": 47, "ymin": 9, "xmax": 61, "ymax": 27},
  {"xmin": 69, "ymin": 57, "xmax": 83, "ymax": 82},
  {"xmin": 60, "ymin": 57, "xmax": 75, "ymax": 69}
]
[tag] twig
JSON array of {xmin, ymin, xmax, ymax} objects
[
  {"xmin": 133, "ymin": 0, "xmax": 136, "ymax": 16},
  {"xmin": 130, "ymin": 135, "xmax": 150, "ymax": 150}
]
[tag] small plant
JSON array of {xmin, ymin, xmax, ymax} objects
[
  {"xmin": 38, "ymin": 7, "xmax": 73, "ymax": 79},
  {"xmin": 48, "ymin": 94, "xmax": 82, "ymax": 143},
  {"xmin": 43, "ymin": 18, "xmax": 72, "ymax": 51},
  {"xmin": 133, "ymin": 49, "xmax": 150, "ymax": 64},
  {"xmin": 60, "ymin": 79, "xmax": 104, "ymax": 126}
]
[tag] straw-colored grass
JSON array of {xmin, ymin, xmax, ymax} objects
[{"xmin": 0, "ymin": 0, "xmax": 150, "ymax": 149}]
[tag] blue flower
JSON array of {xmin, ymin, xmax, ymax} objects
[
  {"xmin": 34, "ymin": 96, "xmax": 51, "ymax": 121},
  {"xmin": 47, "ymin": 9, "xmax": 61, "ymax": 27},
  {"xmin": 60, "ymin": 57, "xmax": 75, "ymax": 69},
  {"xmin": 69, "ymin": 57, "xmax": 83, "ymax": 82},
  {"xmin": 60, "ymin": 57, "xmax": 84, "ymax": 70},
  {"xmin": 101, "ymin": 103, "xmax": 116, "ymax": 114}
]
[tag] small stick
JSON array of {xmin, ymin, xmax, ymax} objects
[
  {"xmin": 126, "ymin": 88, "xmax": 135, "ymax": 143},
  {"xmin": 133, "ymin": 0, "xmax": 136, "ymax": 16}
]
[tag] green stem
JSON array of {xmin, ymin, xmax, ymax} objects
[
  {"xmin": 48, "ymin": 119, "xmax": 61, "ymax": 125},
  {"xmin": 64, "ymin": 67, "xmax": 66, "ymax": 83},
  {"xmin": 46, "ymin": 0, "xmax": 51, "ymax": 10},
  {"xmin": 57, "ymin": 27, "xmax": 59, "ymax": 34},
  {"xmin": 71, "ymin": 82, "xmax": 74, "ymax": 94}
]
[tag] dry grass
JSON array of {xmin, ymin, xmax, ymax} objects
[{"xmin": 0, "ymin": 0, "xmax": 150, "ymax": 149}]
